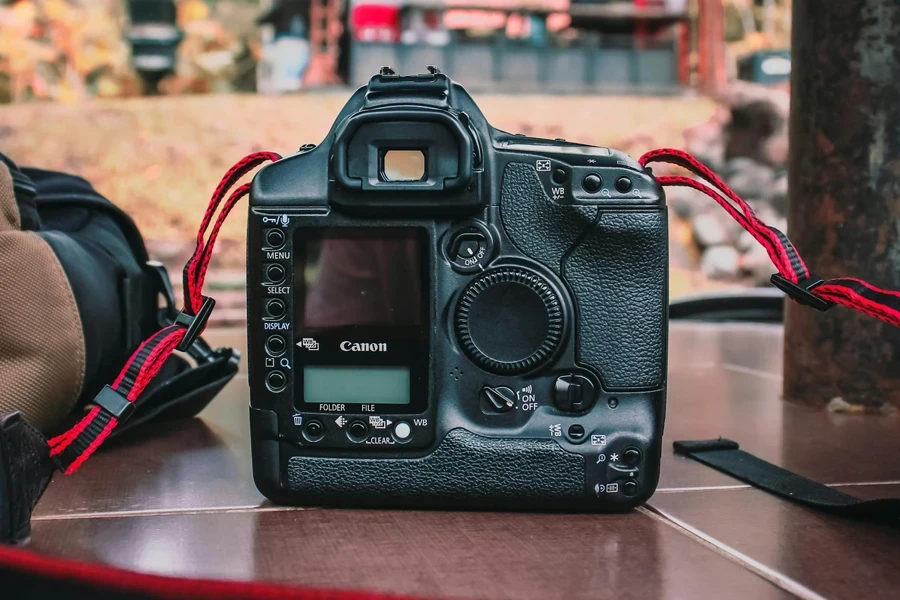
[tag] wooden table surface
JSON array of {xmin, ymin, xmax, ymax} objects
[{"xmin": 26, "ymin": 323, "xmax": 900, "ymax": 599}]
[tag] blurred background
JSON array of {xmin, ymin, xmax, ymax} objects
[{"xmin": 0, "ymin": 0, "xmax": 794, "ymax": 325}]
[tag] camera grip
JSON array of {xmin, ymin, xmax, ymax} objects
[
  {"xmin": 565, "ymin": 211, "xmax": 668, "ymax": 389},
  {"xmin": 500, "ymin": 163, "xmax": 597, "ymax": 271},
  {"xmin": 500, "ymin": 162, "xmax": 667, "ymax": 390},
  {"xmin": 284, "ymin": 429, "xmax": 585, "ymax": 508}
]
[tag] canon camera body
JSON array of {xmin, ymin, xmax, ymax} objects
[{"xmin": 248, "ymin": 69, "xmax": 668, "ymax": 510}]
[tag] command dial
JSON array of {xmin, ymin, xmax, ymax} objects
[{"xmin": 455, "ymin": 267, "xmax": 564, "ymax": 375}]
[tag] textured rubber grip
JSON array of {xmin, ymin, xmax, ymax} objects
[
  {"xmin": 285, "ymin": 429, "xmax": 586, "ymax": 509},
  {"xmin": 500, "ymin": 162, "xmax": 668, "ymax": 390},
  {"xmin": 500, "ymin": 163, "xmax": 597, "ymax": 272},
  {"xmin": 564, "ymin": 211, "xmax": 668, "ymax": 389}
]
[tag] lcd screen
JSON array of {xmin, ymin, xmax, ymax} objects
[
  {"xmin": 299, "ymin": 229, "xmax": 424, "ymax": 329},
  {"xmin": 303, "ymin": 366, "xmax": 411, "ymax": 405}
]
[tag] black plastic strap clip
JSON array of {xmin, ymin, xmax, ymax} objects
[
  {"xmin": 175, "ymin": 296, "xmax": 216, "ymax": 352},
  {"xmin": 770, "ymin": 274, "xmax": 834, "ymax": 311},
  {"xmin": 94, "ymin": 385, "xmax": 136, "ymax": 422}
]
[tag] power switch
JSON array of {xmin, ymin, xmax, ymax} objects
[
  {"xmin": 553, "ymin": 374, "xmax": 596, "ymax": 412},
  {"xmin": 481, "ymin": 386, "xmax": 516, "ymax": 413},
  {"xmin": 446, "ymin": 223, "xmax": 493, "ymax": 273},
  {"xmin": 453, "ymin": 234, "xmax": 484, "ymax": 261}
]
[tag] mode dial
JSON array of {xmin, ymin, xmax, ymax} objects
[{"xmin": 455, "ymin": 267, "xmax": 564, "ymax": 375}]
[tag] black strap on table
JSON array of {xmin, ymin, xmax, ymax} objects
[{"xmin": 674, "ymin": 439, "xmax": 900, "ymax": 526}]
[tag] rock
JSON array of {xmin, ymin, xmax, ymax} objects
[
  {"xmin": 716, "ymin": 82, "xmax": 790, "ymax": 168},
  {"xmin": 736, "ymin": 230, "xmax": 756, "ymax": 252},
  {"xmin": 692, "ymin": 212, "xmax": 727, "ymax": 247},
  {"xmin": 701, "ymin": 245, "xmax": 741, "ymax": 280},
  {"xmin": 692, "ymin": 208, "xmax": 743, "ymax": 247},
  {"xmin": 739, "ymin": 242, "xmax": 774, "ymax": 286},
  {"xmin": 723, "ymin": 157, "xmax": 777, "ymax": 201},
  {"xmin": 666, "ymin": 180, "xmax": 709, "ymax": 219},
  {"xmin": 769, "ymin": 175, "xmax": 789, "ymax": 215},
  {"xmin": 682, "ymin": 105, "xmax": 730, "ymax": 173}
]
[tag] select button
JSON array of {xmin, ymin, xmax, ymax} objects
[{"xmin": 266, "ymin": 264, "xmax": 286, "ymax": 284}]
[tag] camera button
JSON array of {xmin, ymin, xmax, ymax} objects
[
  {"xmin": 622, "ymin": 447, "xmax": 642, "ymax": 466},
  {"xmin": 266, "ymin": 370, "xmax": 287, "ymax": 393},
  {"xmin": 615, "ymin": 176, "xmax": 633, "ymax": 193},
  {"xmin": 266, "ymin": 264, "xmax": 286, "ymax": 284},
  {"xmin": 266, "ymin": 298, "xmax": 286, "ymax": 319},
  {"xmin": 265, "ymin": 335, "xmax": 286, "ymax": 356},
  {"xmin": 553, "ymin": 374, "xmax": 596, "ymax": 412},
  {"xmin": 303, "ymin": 419, "xmax": 325, "ymax": 442},
  {"xmin": 582, "ymin": 173, "xmax": 602, "ymax": 193},
  {"xmin": 393, "ymin": 421, "xmax": 412, "ymax": 442},
  {"xmin": 551, "ymin": 168, "xmax": 567, "ymax": 185},
  {"xmin": 347, "ymin": 420, "xmax": 368, "ymax": 442},
  {"xmin": 264, "ymin": 228, "xmax": 285, "ymax": 249},
  {"xmin": 622, "ymin": 480, "xmax": 639, "ymax": 497},
  {"xmin": 567, "ymin": 424, "xmax": 586, "ymax": 442}
]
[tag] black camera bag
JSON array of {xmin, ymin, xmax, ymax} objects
[{"xmin": 0, "ymin": 153, "xmax": 239, "ymax": 543}]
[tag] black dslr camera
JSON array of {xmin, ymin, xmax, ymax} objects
[{"xmin": 248, "ymin": 68, "xmax": 668, "ymax": 510}]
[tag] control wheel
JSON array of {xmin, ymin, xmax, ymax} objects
[{"xmin": 455, "ymin": 267, "xmax": 564, "ymax": 375}]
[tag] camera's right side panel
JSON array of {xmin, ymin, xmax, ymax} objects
[{"xmin": 498, "ymin": 157, "xmax": 668, "ymax": 508}]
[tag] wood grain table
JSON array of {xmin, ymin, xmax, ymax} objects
[{"xmin": 25, "ymin": 323, "xmax": 900, "ymax": 599}]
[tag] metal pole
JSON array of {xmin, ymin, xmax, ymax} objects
[{"xmin": 784, "ymin": 0, "xmax": 900, "ymax": 411}]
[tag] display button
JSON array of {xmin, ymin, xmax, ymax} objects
[
  {"xmin": 266, "ymin": 370, "xmax": 286, "ymax": 392},
  {"xmin": 393, "ymin": 421, "xmax": 412, "ymax": 441},
  {"xmin": 266, "ymin": 263, "xmax": 286, "ymax": 284},
  {"xmin": 552, "ymin": 168, "xmax": 567, "ymax": 185},
  {"xmin": 266, "ymin": 298, "xmax": 286, "ymax": 319},
  {"xmin": 481, "ymin": 386, "xmax": 516, "ymax": 413},
  {"xmin": 553, "ymin": 374, "xmax": 596, "ymax": 412},
  {"xmin": 622, "ymin": 447, "xmax": 642, "ymax": 466},
  {"xmin": 265, "ymin": 228, "xmax": 285, "ymax": 249},
  {"xmin": 265, "ymin": 335, "xmax": 286, "ymax": 356},
  {"xmin": 303, "ymin": 419, "xmax": 324, "ymax": 441},
  {"xmin": 582, "ymin": 173, "xmax": 602, "ymax": 193},
  {"xmin": 615, "ymin": 176, "xmax": 633, "ymax": 193},
  {"xmin": 348, "ymin": 420, "xmax": 368, "ymax": 442}
]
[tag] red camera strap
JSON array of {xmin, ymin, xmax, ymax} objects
[
  {"xmin": 640, "ymin": 148, "xmax": 900, "ymax": 327},
  {"xmin": 45, "ymin": 148, "xmax": 900, "ymax": 474}
]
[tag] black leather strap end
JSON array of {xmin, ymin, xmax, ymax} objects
[
  {"xmin": 0, "ymin": 412, "xmax": 53, "ymax": 544},
  {"xmin": 673, "ymin": 438, "xmax": 740, "ymax": 454}
]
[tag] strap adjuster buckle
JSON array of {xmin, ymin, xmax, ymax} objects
[
  {"xmin": 94, "ymin": 385, "xmax": 136, "ymax": 422},
  {"xmin": 770, "ymin": 274, "xmax": 834, "ymax": 312},
  {"xmin": 175, "ymin": 296, "xmax": 216, "ymax": 352}
]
